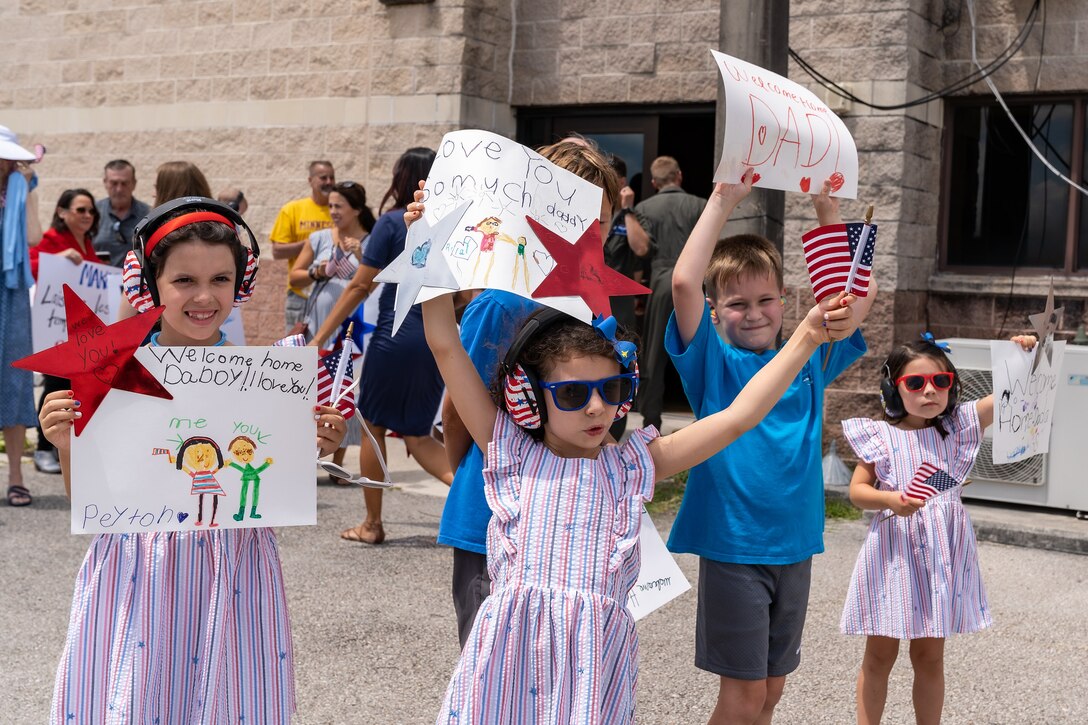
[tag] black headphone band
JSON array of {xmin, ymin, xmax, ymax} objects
[
  {"xmin": 501, "ymin": 307, "xmax": 571, "ymax": 376},
  {"xmin": 133, "ymin": 196, "xmax": 260, "ymax": 304}
]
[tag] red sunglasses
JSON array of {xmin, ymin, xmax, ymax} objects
[{"xmin": 896, "ymin": 372, "xmax": 955, "ymax": 392}]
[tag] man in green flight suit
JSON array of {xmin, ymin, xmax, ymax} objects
[{"xmin": 227, "ymin": 436, "xmax": 273, "ymax": 522}]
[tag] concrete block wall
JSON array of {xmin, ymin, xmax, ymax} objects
[{"xmin": 0, "ymin": 0, "xmax": 506, "ymax": 345}]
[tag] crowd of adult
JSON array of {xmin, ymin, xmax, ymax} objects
[{"xmin": 3, "ymin": 130, "xmax": 694, "ymax": 550}]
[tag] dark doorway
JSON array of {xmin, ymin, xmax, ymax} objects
[{"xmin": 517, "ymin": 104, "xmax": 717, "ymax": 418}]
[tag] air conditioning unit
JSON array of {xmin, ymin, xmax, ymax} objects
[{"xmin": 944, "ymin": 338, "xmax": 1088, "ymax": 512}]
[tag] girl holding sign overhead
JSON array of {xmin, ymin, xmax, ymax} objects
[
  {"xmin": 840, "ymin": 333, "xmax": 1035, "ymax": 725},
  {"xmin": 29, "ymin": 188, "xmax": 102, "ymax": 476},
  {"xmin": 38, "ymin": 198, "xmax": 346, "ymax": 723},
  {"xmin": 415, "ymin": 176, "xmax": 861, "ymax": 719}
]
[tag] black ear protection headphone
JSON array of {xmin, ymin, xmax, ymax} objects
[
  {"xmin": 500, "ymin": 308, "xmax": 569, "ymax": 429},
  {"xmin": 879, "ymin": 362, "xmax": 905, "ymax": 419},
  {"xmin": 127, "ymin": 196, "xmax": 260, "ymax": 309}
]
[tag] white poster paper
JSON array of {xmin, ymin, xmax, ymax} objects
[
  {"xmin": 711, "ymin": 49, "xmax": 859, "ymax": 198},
  {"xmin": 71, "ymin": 345, "xmax": 318, "ymax": 534},
  {"xmin": 32, "ymin": 254, "xmax": 120, "ymax": 352},
  {"xmin": 412, "ymin": 129, "xmax": 605, "ymax": 319},
  {"xmin": 627, "ymin": 509, "xmax": 692, "ymax": 622},
  {"xmin": 990, "ymin": 339, "xmax": 1064, "ymax": 463}
]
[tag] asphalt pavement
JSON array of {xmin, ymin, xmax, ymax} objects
[{"xmin": 2, "ymin": 412, "xmax": 1087, "ymax": 724}]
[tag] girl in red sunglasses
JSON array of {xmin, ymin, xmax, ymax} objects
[{"xmin": 838, "ymin": 331, "xmax": 1035, "ymax": 724}]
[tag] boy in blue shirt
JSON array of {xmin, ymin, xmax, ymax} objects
[{"xmin": 666, "ymin": 171, "xmax": 875, "ymax": 724}]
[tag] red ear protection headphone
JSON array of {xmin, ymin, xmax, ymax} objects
[
  {"xmin": 122, "ymin": 196, "xmax": 260, "ymax": 313},
  {"xmin": 500, "ymin": 309, "xmax": 639, "ymax": 430}
]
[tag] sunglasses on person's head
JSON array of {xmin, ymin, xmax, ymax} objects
[
  {"xmin": 896, "ymin": 372, "xmax": 955, "ymax": 392},
  {"xmin": 539, "ymin": 374, "xmax": 636, "ymax": 412}
]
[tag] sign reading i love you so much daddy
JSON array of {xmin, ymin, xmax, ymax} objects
[{"xmin": 711, "ymin": 49, "xmax": 859, "ymax": 198}]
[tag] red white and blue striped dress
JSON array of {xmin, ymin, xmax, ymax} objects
[
  {"xmin": 50, "ymin": 528, "xmax": 296, "ymax": 723},
  {"xmin": 438, "ymin": 412, "xmax": 659, "ymax": 724},
  {"xmin": 840, "ymin": 402, "xmax": 992, "ymax": 639}
]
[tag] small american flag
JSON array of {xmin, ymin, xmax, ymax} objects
[
  {"xmin": 326, "ymin": 246, "xmax": 358, "ymax": 280},
  {"xmin": 151, "ymin": 447, "xmax": 171, "ymax": 456},
  {"xmin": 904, "ymin": 462, "xmax": 959, "ymax": 500},
  {"xmin": 801, "ymin": 222, "xmax": 877, "ymax": 302},
  {"xmin": 317, "ymin": 346, "xmax": 356, "ymax": 419}
]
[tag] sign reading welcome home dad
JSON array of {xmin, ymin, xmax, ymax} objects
[
  {"xmin": 712, "ymin": 49, "xmax": 859, "ymax": 198},
  {"xmin": 71, "ymin": 345, "xmax": 318, "ymax": 534}
]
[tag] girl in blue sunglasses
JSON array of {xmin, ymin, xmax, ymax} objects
[{"xmin": 414, "ymin": 191, "xmax": 861, "ymax": 725}]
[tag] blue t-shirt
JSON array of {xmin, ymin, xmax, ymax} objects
[
  {"xmin": 665, "ymin": 305, "xmax": 866, "ymax": 565},
  {"xmin": 360, "ymin": 208, "xmax": 410, "ymax": 334},
  {"xmin": 436, "ymin": 290, "xmax": 540, "ymax": 554}
]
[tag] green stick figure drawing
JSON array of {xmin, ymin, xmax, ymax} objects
[{"xmin": 226, "ymin": 436, "xmax": 273, "ymax": 522}]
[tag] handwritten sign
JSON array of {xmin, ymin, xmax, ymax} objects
[
  {"xmin": 990, "ymin": 340, "xmax": 1064, "ymax": 463},
  {"xmin": 32, "ymin": 253, "xmax": 120, "ymax": 352},
  {"xmin": 413, "ymin": 129, "xmax": 605, "ymax": 319},
  {"xmin": 627, "ymin": 509, "xmax": 692, "ymax": 621},
  {"xmin": 711, "ymin": 49, "xmax": 859, "ymax": 198},
  {"xmin": 71, "ymin": 345, "xmax": 318, "ymax": 534}
]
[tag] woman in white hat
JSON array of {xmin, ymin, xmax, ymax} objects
[{"xmin": 0, "ymin": 125, "xmax": 43, "ymax": 506}]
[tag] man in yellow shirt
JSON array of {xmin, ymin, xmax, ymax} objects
[{"xmin": 270, "ymin": 160, "xmax": 335, "ymax": 332}]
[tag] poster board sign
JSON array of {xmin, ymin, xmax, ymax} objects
[
  {"xmin": 990, "ymin": 340, "xmax": 1064, "ymax": 463},
  {"xmin": 71, "ymin": 345, "xmax": 318, "ymax": 534},
  {"xmin": 32, "ymin": 253, "xmax": 120, "ymax": 352},
  {"xmin": 412, "ymin": 129, "xmax": 605, "ymax": 320},
  {"xmin": 711, "ymin": 49, "xmax": 859, "ymax": 198},
  {"xmin": 627, "ymin": 509, "xmax": 692, "ymax": 621}
]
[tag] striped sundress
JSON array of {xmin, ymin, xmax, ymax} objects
[
  {"xmin": 190, "ymin": 469, "xmax": 226, "ymax": 496},
  {"xmin": 840, "ymin": 402, "xmax": 992, "ymax": 639},
  {"xmin": 51, "ymin": 529, "xmax": 296, "ymax": 724},
  {"xmin": 438, "ymin": 412, "xmax": 659, "ymax": 724}
]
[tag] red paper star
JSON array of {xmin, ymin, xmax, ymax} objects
[
  {"xmin": 528, "ymin": 217, "xmax": 650, "ymax": 317},
  {"xmin": 12, "ymin": 284, "xmax": 172, "ymax": 435}
]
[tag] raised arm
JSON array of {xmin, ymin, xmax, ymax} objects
[
  {"xmin": 649, "ymin": 293, "xmax": 854, "ymax": 480},
  {"xmin": 672, "ymin": 169, "xmax": 754, "ymax": 346},
  {"xmin": 422, "ymin": 295, "xmax": 497, "ymax": 452}
]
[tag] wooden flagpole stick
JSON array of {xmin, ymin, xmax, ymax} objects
[{"xmin": 822, "ymin": 204, "xmax": 875, "ymax": 371}]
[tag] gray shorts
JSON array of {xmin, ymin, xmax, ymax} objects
[
  {"xmin": 695, "ymin": 557, "xmax": 812, "ymax": 680},
  {"xmin": 451, "ymin": 547, "xmax": 491, "ymax": 650},
  {"xmin": 284, "ymin": 291, "xmax": 307, "ymax": 333}
]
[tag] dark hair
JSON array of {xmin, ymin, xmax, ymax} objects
[
  {"xmin": 488, "ymin": 310, "xmax": 639, "ymax": 440},
  {"xmin": 608, "ymin": 154, "xmax": 627, "ymax": 180},
  {"xmin": 331, "ymin": 181, "xmax": 377, "ymax": 232},
  {"xmin": 881, "ymin": 340, "xmax": 960, "ymax": 436},
  {"xmin": 176, "ymin": 436, "xmax": 224, "ymax": 470},
  {"xmin": 51, "ymin": 188, "xmax": 100, "ymax": 239},
  {"xmin": 146, "ymin": 207, "xmax": 247, "ymax": 286},
  {"xmin": 380, "ymin": 147, "xmax": 436, "ymax": 213},
  {"xmin": 229, "ymin": 435, "xmax": 256, "ymax": 451},
  {"xmin": 104, "ymin": 159, "xmax": 135, "ymax": 176},
  {"xmin": 155, "ymin": 161, "xmax": 213, "ymax": 204}
]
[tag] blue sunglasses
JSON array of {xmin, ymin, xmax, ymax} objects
[{"xmin": 539, "ymin": 374, "xmax": 637, "ymax": 412}]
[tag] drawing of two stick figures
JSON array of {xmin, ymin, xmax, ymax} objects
[{"xmin": 166, "ymin": 436, "xmax": 273, "ymax": 527}]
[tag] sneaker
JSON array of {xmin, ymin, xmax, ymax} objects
[{"xmin": 33, "ymin": 450, "xmax": 61, "ymax": 474}]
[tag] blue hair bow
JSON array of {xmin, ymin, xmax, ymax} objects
[
  {"xmin": 920, "ymin": 332, "xmax": 951, "ymax": 353},
  {"xmin": 593, "ymin": 314, "xmax": 637, "ymax": 369}
]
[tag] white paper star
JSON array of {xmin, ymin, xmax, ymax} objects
[
  {"xmin": 1027, "ymin": 279, "xmax": 1063, "ymax": 373},
  {"xmin": 376, "ymin": 201, "xmax": 472, "ymax": 335}
]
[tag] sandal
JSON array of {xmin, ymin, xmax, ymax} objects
[
  {"xmin": 6, "ymin": 485, "xmax": 32, "ymax": 507},
  {"xmin": 340, "ymin": 521, "xmax": 385, "ymax": 545}
]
